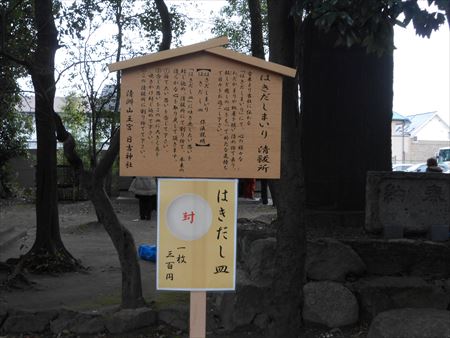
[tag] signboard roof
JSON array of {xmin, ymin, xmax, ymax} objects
[{"xmin": 108, "ymin": 36, "xmax": 296, "ymax": 78}]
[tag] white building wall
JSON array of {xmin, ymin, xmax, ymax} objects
[
  {"xmin": 392, "ymin": 115, "xmax": 450, "ymax": 164},
  {"xmin": 392, "ymin": 135, "xmax": 411, "ymax": 163},
  {"xmin": 415, "ymin": 117, "xmax": 449, "ymax": 141}
]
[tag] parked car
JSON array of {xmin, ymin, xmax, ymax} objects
[
  {"xmin": 392, "ymin": 163, "xmax": 413, "ymax": 171},
  {"xmin": 406, "ymin": 162, "xmax": 450, "ymax": 173}
]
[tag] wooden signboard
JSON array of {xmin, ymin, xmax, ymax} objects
[
  {"xmin": 109, "ymin": 37, "xmax": 296, "ymax": 338},
  {"xmin": 109, "ymin": 37, "xmax": 296, "ymax": 179}
]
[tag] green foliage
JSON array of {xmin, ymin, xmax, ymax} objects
[
  {"xmin": 62, "ymin": 93, "xmax": 89, "ymax": 138},
  {"xmin": 212, "ymin": 0, "xmax": 268, "ymax": 54},
  {"xmin": 0, "ymin": 0, "xmax": 35, "ymax": 65},
  {"xmin": 0, "ymin": 60, "xmax": 32, "ymax": 169},
  {"xmin": 211, "ymin": 0, "xmax": 446, "ymax": 56},
  {"xmin": 59, "ymin": 93, "xmax": 91, "ymax": 165},
  {"xmin": 138, "ymin": 1, "xmax": 186, "ymax": 51},
  {"xmin": 0, "ymin": 108, "xmax": 32, "ymax": 168},
  {"xmin": 61, "ymin": 0, "xmax": 186, "ymax": 61},
  {"xmin": 58, "ymin": 0, "xmax": 101, "ymax": 40},
  {"xmin": 0, "ymin": 76, "xmax": 33, "ymax": 196},
  {"xmin": 0, "ymin": 59, "xmax": 24, "ymax": 119},
  {"xmin": 298, "ymin": 0, "xmax": 447, "ymax": 55}
]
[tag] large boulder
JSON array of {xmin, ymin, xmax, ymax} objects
[
  {"xmin": 1, "ymin": 310, "xmax": 58, "ymax": 334},
  {"xmin": 237, "ymin": 219, "xmax": 276, "ymax": 268},
  {"xmin": 344, "ymin": 239, "xmax": 450, "ymax": 278},
  {"xmin": 306, "ymin": 238, "xmax": 366, "ymax": 282},
  {"xmin": 213, "ymin": 272, "xmax": 271, "ymax": 331},
  {"xmin": 158, "ymin": 304, "xmax": 189, "ymax": 331},
  {"xmin": 105, "ymin": 307, "xmax": 157, "ymax": 333},
  {"xmin": 68, "ymin": 314, "xmax": 105, "ymax": 335},
  {"xmin": 245, "ymin": 237, "xmax": 277, "ymax": 286},
  {"xmin": 368, "ymin": 308, "xmax": 450, "ymax": 338},
  {"xmin": 50, "ymin": 309, "xmax": 79, "ymax": 333},
  {"xmin": 352, "ymin": 276, "xmax": 449, "ymax": 319},
  {"xmin": 243, "ymin": 237, "xmax": 367, "ymax": 285},
  {"xmin": 303, "ymin": 281, "xmax": 359, "ymax": 328}
]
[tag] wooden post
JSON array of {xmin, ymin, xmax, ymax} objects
[{"xmin": 190, "ymin": 291, "xmax": 206, "ymax": 338}]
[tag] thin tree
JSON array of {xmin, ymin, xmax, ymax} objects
[
  {"xmin": 56, "ymin": 0, "xmax": 174, "ymax": 308},
  {"xmin": 0, "ymin": 0, "xmax": 80, "ymax": 273},
  {"xmin": 266, "ymin": 0, "xmax": 306, "ymax": 335},
  {"xmin": 247, "ymin": 0, "xmax": 272, "ymax": 205}
]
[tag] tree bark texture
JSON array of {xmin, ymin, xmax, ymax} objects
[
  {"xmin": 248, "ymin": 0, "xmax": 271, "ymax": 204},
  {"xmin": 267, "ymin": 0, "xmax": 306, "ymax": 336},
  {"xmin": 90, "ymin": 137, "xmax": 145, "ymax": 307},
  {"xmin": 301, "ymin": 19, "xmax": 393, "ymax": 211},
  {"xmin": 25, "ymin": 0, "xmax": 78, "ymax": 271},
  {"xmin": 155, "ymin": 0, "xmax": 172, "ymax": 51},
  {"xmin": 247, "ymin": 0, "xmax": 264, "ymax": 59}
]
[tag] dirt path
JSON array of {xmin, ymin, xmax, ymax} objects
[{"xmin": 0, "ymin": 197, "xmax": 276, "ymax": 312}]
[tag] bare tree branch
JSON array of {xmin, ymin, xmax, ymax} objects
[{"xmin": 55, "ymin": 55, "xmax": 115, "ymax": 86}]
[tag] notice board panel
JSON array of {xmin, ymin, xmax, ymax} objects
[{"xmin": 120, "ymin": 52, "xmax": 282, "ymax": 178}]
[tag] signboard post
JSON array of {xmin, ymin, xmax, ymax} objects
[
  {"xmin": 158, "ymin": 178, "xmax": 237, "ymax": 338},
  {"xmin": 190, "ymin": 291, "xmax": 206, "ymax": 337},
  {"xmin": 109, "ymin": 36, "xmax": 296, "ymax": 337}
]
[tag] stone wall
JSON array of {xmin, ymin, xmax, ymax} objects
[
  {"xmin": 213, "ymin": 224, "xmax": 450, "ymax": 333},
  {"xmin": 365, "ymin": 171, "xmax": 450, "ymax": 234}
]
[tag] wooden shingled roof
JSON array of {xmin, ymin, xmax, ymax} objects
[{"xmin": 108, "ymin": 36, "xmax": 296, "ymax": 78}]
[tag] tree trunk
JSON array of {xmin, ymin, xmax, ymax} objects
[
  {"xmin": 91, "ymin": 187, "xmax": 144, "ymax": 307},
  {"xmin": 248, "ymin": 0, "xmax": 270, "ymax": 204},
  {"xmin": 25, "ymin": 0, "xmax": 78, "ymax": 272},
  {"xmin": 248, "ymin": 0, "xmax": 264, "ymax": 59},
  {"xmin": 92, "ymin": 129, "xmax": 145, "ymax": 308},
  {"xmin": 54, "ymin": 0, "xmax": 174, "ymax": 308},
  {"xmin": 155, "ymin": 0, "xmax": 172, "ymax": 51},
  {"xmin": 267, "ymin": 0, "xmax": 306, "ymax": 336},
  {"xmin": 90, "ymin": 167, "xmax": 145, "ymax": 308},
  {"xmin": 301, "ymin": 19, "xmax": 393, "ymax": 211},
  {"xmin": 55, "ymin": 111, "xmax": 145, "ymax": 308}
]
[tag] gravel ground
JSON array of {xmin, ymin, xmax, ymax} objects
[{"xmin": 1, "ymin": 196, "xmax": 371, "ymax": 338}]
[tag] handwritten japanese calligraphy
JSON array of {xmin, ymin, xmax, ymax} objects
[
  {"xmin": 162, "ymin": 246, "xmax": 187, "ymax": 282},
  {"xmin": 120, "ymin": 54, "xmax": 282, "ymax": 178},
  {"xmin": 157, "ymin": 179, "xmax": 237, "ymax": 290},
  {"xmin": 182, "ymin": 211, "xmax": 195, "ymax": 224}
]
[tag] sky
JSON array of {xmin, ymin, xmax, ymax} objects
[
  {"xmin": 393, "ymin": 24, "xmax": 449, "ymax": 123},
  {"xmin": 48, "ymin": 1, "xmax": 450, "ymax": 125},
  {"xmin": 173, "ymin": 1, "xmax": 450, "ymax": 124}
]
